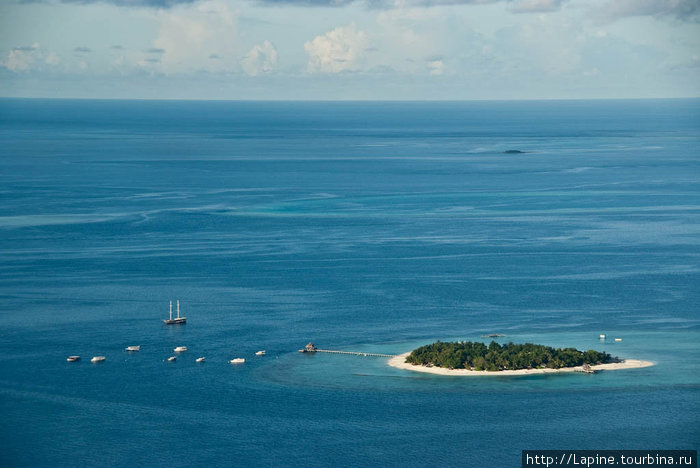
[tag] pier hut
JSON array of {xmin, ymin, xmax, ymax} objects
[{"xmin": 299, "ymin": 342, "xmax": 317, "ymax": 353}]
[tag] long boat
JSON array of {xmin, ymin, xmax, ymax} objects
[{"xmin": 163, "ymin": 300, "xmax": 186, "ymax": 325}]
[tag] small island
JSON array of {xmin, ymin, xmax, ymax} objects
[{"xmin": 388, "ymin": 340, "xmax": 654, "ymax": 376}]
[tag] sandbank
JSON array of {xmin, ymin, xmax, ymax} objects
[{"xmin": 387, "ymin": 353, "xmax": 654, "ymax": 376}]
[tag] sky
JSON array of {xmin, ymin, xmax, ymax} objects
[{"xmin": 0, "ymin": 0, "xmax": 699, "ymax": 100}]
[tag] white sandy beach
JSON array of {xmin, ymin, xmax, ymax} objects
[{"xmin": 387, "ymin": 353, "xmax": 654, "ymax": 376}]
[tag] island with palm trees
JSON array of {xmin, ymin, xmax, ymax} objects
[{"xmin": 388, "ymin": 340, "xmax": 653, "ymax": 376}]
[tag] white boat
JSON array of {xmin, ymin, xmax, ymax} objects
[
  {"xmin": 599, "ymin": 334, "xmax": 606, "ymax": 339},
  {"xmin": 168, "ymin": 356, "xmax": 177, "ymax": 362},
  {"xmin": 230, "ymin": 358, "xmax": 245, "ymax": 364},
  {"xmin": 163, "ymin": 300, "xmax": 186, "ymax": 325},
  {"xmin": 196, "ymin": 357, "xmax": 206, "ymax": 363},
  {"xmin": 614, "ymin": 338, "xmax": 622, "ymax": 342},
  {"xmin": 66, "ymin": 356, "xmax": 81, "ymax": 362},
  {"xmin": 91, "ymin": 356, "xmax": 106, "ymax": 363},
  {"xmin": 174, "ymin": 346, "xmax": 188, "ymax": 353},
  {"xmin": 255, "ymin": 350, "xmax": 266, "ymax": 356},
  {"xmin": 125, "ymin": 345, "xmax": 140, "ymax": 352}
]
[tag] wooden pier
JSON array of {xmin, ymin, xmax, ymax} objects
[
  {"xmin": 314, "ymin": 349, "xmax": 395, "ymax": 358},
  {"xmin": 299, "ymin": 343, "xmax": 394, "ymax": 358}
]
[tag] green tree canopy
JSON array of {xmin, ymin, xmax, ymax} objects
[{"xmin": 405, "ymin": 341, "xmax": 612, "ymax": 371}]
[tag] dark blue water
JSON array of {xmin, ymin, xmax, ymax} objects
[{"xmin": 0, "ymin": 99, "xmax": 698, "ymax": 467}]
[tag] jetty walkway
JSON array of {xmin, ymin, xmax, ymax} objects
[
  {"xmin": 313, "ymin": 349, "xmax": 395, "ymax": 358},
  {"xmin": 299, "ymin": 343, "xmax": 394, "ymax": 358}
]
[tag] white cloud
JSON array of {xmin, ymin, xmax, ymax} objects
[
  {"xmin": 427, "ymin": 59, "xmax": 444, "ymax": 75},
  {"xmin": 2, "ymin": 43, "xmax": 62, "ymax": 72},
  {"xmin": 5, "ymin": 49, "xmax": 36, "ymax": 72},
  {"xmin": 45, "ymin": 52, "xmax": 61, "ymax": 66},
  {"xmin": 150, "ymin": 0, "xmax": 239, "ymax": 73},
  {"xmin": 304, "ymin": 24, "xmax": 369, "ymax": 73},
  {"xmin": 241, "ymin": 41, "xmax": 278, "ymax": 76},
  {"xmin": 374, "ymin": 8, "xmax": 452, "ymax": 74}
]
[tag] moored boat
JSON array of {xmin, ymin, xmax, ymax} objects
[
  {"xmin": 90, "ymin": 356, "xmax": 106, "ymax": 363},
  {"xmin": 66, "ymin": 356, "xmax": 81, "ymax": 362},
  {"xmin": 168, "ymin": 356, "xmax": 177, "ymax": 362},
  {"xmin": 255, "ymin": 350, "xmax": 266, "ymax": 356},
  {"xmin": 125, "ymin": 345, "xmax": 140, "ymax": 352},
  {"xmin": 174, "ymin": 346, "xmax": 187, "ymax": 353},
  {"xmin": 196, "ymin": 357, "xmax": 206, "ymax": 363},
  {"xmin": 163, "ymin": 300, "xmax": 186, "ymax": 325},
  {"xmin": 230, "ymin": 358, "xmax": 245, "ymax": 364}
]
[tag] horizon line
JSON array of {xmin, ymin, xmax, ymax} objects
[{"xmin": 1, "ymin": 96, "xmax": 699, "ymax": 103}]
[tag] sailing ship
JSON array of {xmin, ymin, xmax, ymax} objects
[{"xmin": 163, "ymin": 300, "xmax": 186, "ymax": 325}]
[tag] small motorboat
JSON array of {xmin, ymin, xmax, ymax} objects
[
  {"xmin": 90, "ymin": 356, "xmax": 106, "ymax": 363},
  {"xmin": 125, "ymin": 345, "xmax": 140, "ymax": 352},
  {"xmin": 599, "ymin": 334, "xmax": 606, "ymax": 339},
  {"xmin": 196, "ymin": 357, "xmax": 206, "ymax": 363},
  {"xmin": 614, "ymin": 338, "xmax": 622, "ymax": 342},
  {"xmin": 168, "ymin": 356, "xmax": 177, "ymax": 362},
  {"xmin": 66, "ymin": 356, "xmax": 81, "ymax": 362},
  {"xmin": 229, "ymin": 358, "xmax": 245, "ymax": 364},
  {"xmin": 255, "ymin": 350, "xmax": 266, "ymax": 356},
  {"xmin": 174, "ymin": 346, "xmax": 188, "ymax": 353}
]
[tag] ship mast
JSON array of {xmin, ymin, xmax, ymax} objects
[
  {"xmin": 177, "ymin": 300, "xmax": 180, "ymax": 319},
  {"xmin": 169, "ymin": 301, "xmax": 173, "ymax": 321}
]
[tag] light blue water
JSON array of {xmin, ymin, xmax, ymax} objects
[{"xmin": 0, "ymin": 99, "xmax": 698, "ymax": 467}]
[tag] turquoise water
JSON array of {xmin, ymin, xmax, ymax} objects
[{"xmin": 0, "ymin": 99, "xmax": 698, "ymax": 467}]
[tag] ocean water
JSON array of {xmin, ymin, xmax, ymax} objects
[{"xmin": 0, "ymin": 99, "xmax": 698, "ymax": 467}]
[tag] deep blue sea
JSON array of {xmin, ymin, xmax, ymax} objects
[{"xmin": 0, "ymin": 99, "xmax": 698, "ymax": 467}]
